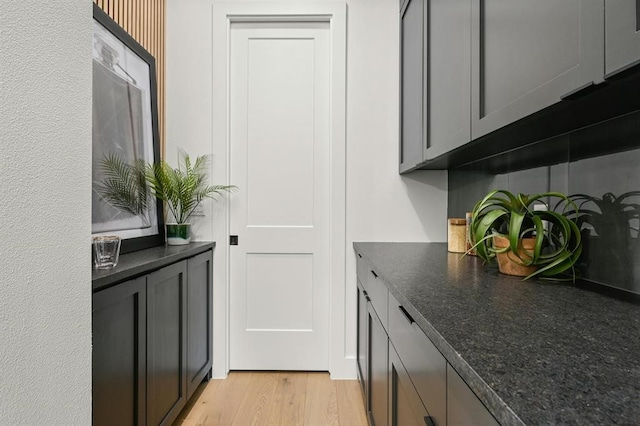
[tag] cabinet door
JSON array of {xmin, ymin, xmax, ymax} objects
[
  {"xmin": 389, "ymin": 345, "xmax": 433, "ymax": 426},
  {"xmin": 357, "ymin": 279, "xmax": 369, "ymax": 403},
  {"xmin": 471, "ymin": 0, "xmax": 604, "ymax": 139},
  {"xmin": 447, "ymin": 364, "xmax": 499, "ymax": 426},
  {"xmin": 605, "ymin": 0, "xmax": 640, "ymax": 76},
  {"xmin": 424, "ymin": 0, "xmax": 472, "ymax": 160},
  {"xmin": 388, "ymin": 295, "xmax": 446, "ymax": 426},
  {"xmin": 368, "ymin": 303, "xmax": 389, "ymax": 426},
  {"xmin": 147, "ymin": 261, "xmax": 188, "ymax": 426},
  {"xmin": 93, "ymin": 277, "xmax": 146, "ymax": 426},
  {"xmin": 399, "ymin": 0, "xmax": 426, "ymax": 172},
  {"xmin": 186, "ymin": 250, "xmax": 213, "ymax": 400}
]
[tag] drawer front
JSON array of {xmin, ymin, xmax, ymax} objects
[
  {"xmin": 365, "ymin": 267, "xmax": 389, "ymax": 331},
  {"xmin": 389, "ymin": 293, "xmax": 447, "ymax": 426}
]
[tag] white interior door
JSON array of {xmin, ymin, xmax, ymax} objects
[{"xmin": 229, "ymin": 21, "xmax": 330, "ymax": 370}]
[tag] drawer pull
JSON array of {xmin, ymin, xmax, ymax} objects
[
  {"xmin": 424, "ymin": 416, "xmax": 435, "ymax": 426},
  {"xmin": 371, "ymin": 270, "xmax": 378, "ymax": 279},
  {"xmin": 398, "ymin": 305, "xmax": 415, "ymax": 324}
]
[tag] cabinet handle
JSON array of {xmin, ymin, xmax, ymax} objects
[
  {"xmin": 371, "ymin": 270, "xmax": 378, "ymax": 279},
  {"xmin": 398, "ymin": 305, "xmax": 415, "ymax": 324},
  {"xmin": 424, "ymin": 416, "xmax": 435, "ymax": 426},
  {"xmin": 357, "ymin": 253, "xmax": 362, "ymax": 258}
]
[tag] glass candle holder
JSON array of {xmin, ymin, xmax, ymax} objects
[{"xmin": 93, "ymin": 235, "xmax": 121, "ymax": 269}]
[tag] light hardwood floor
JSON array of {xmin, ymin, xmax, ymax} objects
[{"xmin": 174, "ymin": 371, "xmax": 368, "ymax": 426}]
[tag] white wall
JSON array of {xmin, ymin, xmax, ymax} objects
[
  {"xmin": 0, "ymin": 2, "xmax": 92, "ymax": 424},
  {"xmin": 166, "ymin": 0, "xmax": 447, "ymax": 378}
]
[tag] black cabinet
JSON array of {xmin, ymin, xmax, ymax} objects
[
  {"xmin": 357, "ymin": 279, "xmax": 368, "ymax": 402},
  {"xmin": 92, "ymin": 243, "xmax": 214, "ymax": 426},
  {"xmin": 388, "ymin": 293, "xmax": 446, "ymax": 426},
  {"xmin": 147, "ymin": 261, "xmax": 187, "ymax": 426},
  {"xmin": 93, "ymin": 277, "xmax": 147, "ymax": 426},
  {"xmin": 389, "ymin": 344, "xmax": 431, "ymax": 426},
  {"xmin": 186, "ymin": 251, "xmax": 213, "ymax": 400},
  {"xmin": 356, "ymin": 248, "xmax": 498, "ymax": 425},
  {"xmin": 447, "ymin": 365, "xmax": 498, "ymax": 426},
  {"xmin": 368, "ymin": 302, "xmax": 388, "ymax": 426}
]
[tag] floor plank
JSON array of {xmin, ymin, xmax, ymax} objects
[
  {"xmin": 303, "ymin": 372, "xmax": 339, "ymax": 426},
  {"xmin": 266, "ymin": 372, "xmax": 308, "ymax": 425},
  {"xmin": 335, "ymin": 379, "xmax": 368, "ymax": 426},
  {"xmin": 231, "ymin": 372, "xmax": 279, "ymax": 426},
  {"xmin": 174, "ymin": 371, "xmax": 366, "ymax": 426}
]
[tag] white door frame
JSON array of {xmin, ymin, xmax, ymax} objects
[{"xmin": 211, "ymin": 2, "xmax": 349, "ymax": 379}]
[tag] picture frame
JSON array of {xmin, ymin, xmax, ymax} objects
[{"xmin": 91, "ymin": 3, "xmax": 164, "ymax": 254}]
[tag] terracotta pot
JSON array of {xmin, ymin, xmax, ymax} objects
[{"xmin": 492, "ymin": 235, "xmax": 538, "ymax": 277}]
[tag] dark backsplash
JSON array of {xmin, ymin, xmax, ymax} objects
[{"xmin": 448, "ymin": 110, "xmax": 640, "ymax": 296}]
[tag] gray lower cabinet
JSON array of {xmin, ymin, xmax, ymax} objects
[
  {"xmin": 471, "ymin": 0, "xmax": 604, "ymax": 139},
  {"xmin": 389, "ymin": 344, "xmax": 431, "ymax": 426},
  {"xmin": 356, "ymin": 250, "xmax": 500, "ymax": 425},
  {"xmin": 93, "ymin": 277, "xmax": 147, "ymax": 426},
  {"xmin": 447, "ymin": 365, "xmax": 499, "ymax": 426},
  {"xmin": 368, "ymin": 302, "xmax": 389, "ymax": 426},
  {"xmin": 605, "ymin": 0, "xmax": 640, "ymax": 77},
  {"xmin": 186, "ymin": 251, "xmax": 214, "ymax": 400},
  {"xmin": 147, "ymin": 261, "xmax": 188, "ymax": 426},
  {"xmin": 388, "ymin": 293, "xmax": 446, "ymax": 426},
  {"xmin": 93, "ymin": 247, "xmax": 214, "ymax": 426},
  {"xmin": 357, "ymin": 278, "xmax": 369, "ymax": 402}
]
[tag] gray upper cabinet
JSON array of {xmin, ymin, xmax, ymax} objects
[
  {"xmin": 400, "ymin": 0, "xmax": 426, "ymax": 173},
  {"xmin": 471, "ymin": 0, "xmax": 605, "ymax": 139},
  {"xmin": 424, "ymin": 0, "xmax": 472, "ymax": 160},
  {"xmin": 605, "ymin": 0, "xmax": 640, "ymax": 76}
]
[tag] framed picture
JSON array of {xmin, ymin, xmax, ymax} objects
[{"xmin": 92, "ymin": 3, "xmax": 164, "ymax": 254}]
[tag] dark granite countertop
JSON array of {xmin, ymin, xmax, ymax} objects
[
  {"xmin": 353, "ymin": 242, "xmax": 640, "ymax": 426},
  {"xmin": 92, "ymin": 242, "xmax": 215, "ymax": 292}
]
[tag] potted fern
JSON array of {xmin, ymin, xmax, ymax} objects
[
  {"xmin": 147, "ymin": 151, "xmax": 235, "ymax": 245},
  {"xmin": 98, "ymin": 150, "xmax": 235, "ymax": 246},
  {"xmin": 469, "ymin": 190, "xmax": 583, "ymax": 280}
]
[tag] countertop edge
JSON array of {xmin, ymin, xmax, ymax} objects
[
  {"xmin": 92, "ymin": 241, "xmax": 216, "ymax": 292},
  {"xmin": 353, "ymin": 242, "xmax": 525, "ymax": 426}
]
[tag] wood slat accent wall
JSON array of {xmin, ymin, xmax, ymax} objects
[{"xmin": 94, "ymin": 0, "xmax": 166, "ymax": 157}]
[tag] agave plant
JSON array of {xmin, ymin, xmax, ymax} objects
[
  {"xmin": 96, "ymin": 153, "xmax": 152, "ymax": 217},
  {"xmin": 147, "ymin": 150, "xmax": 236, "ymax": 224},
  {"xmin": 469, "ymin": 190, "xmax": 583, "ymax": 280}
]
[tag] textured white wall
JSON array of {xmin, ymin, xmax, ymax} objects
[
  {"xmin": 0, "ymin": 1, "xmax": 92, "ymax": 424},
  {"xmin": 166, "ymin": 0, "xmax": 447, "ymax": 378}
]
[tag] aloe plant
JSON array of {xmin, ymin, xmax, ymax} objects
[
  {"xmin": 469, "ymin": 190, "xmax": 583, "ymax": 280},
  {"xmin": 146, "ymin": 150, "xmax": 236, "ymax": 224}
]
